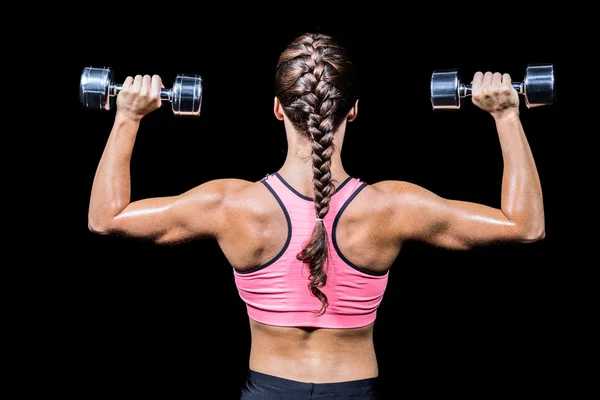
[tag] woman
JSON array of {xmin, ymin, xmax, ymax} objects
[{"xmin": 88, "ymin": 33, "xmax": 545, "ymax": 399}]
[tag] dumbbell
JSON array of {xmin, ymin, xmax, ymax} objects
[
  {"xmin": 430, "ymin": 64, "xmax": 554, "ymax": 110},
  {"xmin": 79, "ymin": 66, "xmax": 203, "ymax": 116}
]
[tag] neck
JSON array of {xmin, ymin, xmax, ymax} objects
[{"xmin": 278, "ymin": 123, "xmax": 349, "ymax": 192}]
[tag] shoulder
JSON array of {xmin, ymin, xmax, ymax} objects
[
  {"xmin": 359, "ymin": 180, "xmax": 436, "ymax": 209},
  {"xmin": 347, "ymin": 180, "xmax": 444, "ymax": 226},
  {"xmin": 175, "ymin": 178, "xmax": 275, "ymax": 232},
  {"xmin": 342, "ymin": 180, "xmax": 446, "ymax": 241},
  {"xmin": 175, "ymin": 178, "xmax": 266, "ymax": 214},
  {"xmin": 183, "ymin": 178, "xmax": 260, "ymax": 197},
  {"xmin": 190, "ymin": 177, "xmax": 279, "ymax": 213}
]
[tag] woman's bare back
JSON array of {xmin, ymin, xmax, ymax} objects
[{"xmin": 218, "ymin": 175, "xmax": 399, "ymax": 382}]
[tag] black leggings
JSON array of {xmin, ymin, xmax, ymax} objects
[{"xmin": 239, "ymin": 370, "xmax": 380, "ymax": 399}]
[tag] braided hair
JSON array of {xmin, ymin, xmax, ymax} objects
[{"xmin": 274, "ymin": 33, "xmax": 358, "ymax": 315}]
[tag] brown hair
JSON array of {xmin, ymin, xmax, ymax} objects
[{"xmin": 274, "ymin": 33, "xmax": 358, "ymax": 315}]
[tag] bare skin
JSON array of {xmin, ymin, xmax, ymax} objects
[{"xmin": 88, "ymin": 71, "xmax": 545, "ymax": 383}]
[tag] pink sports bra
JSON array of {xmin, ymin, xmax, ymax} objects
[{"xmin": 232, "ymin": 172, "xmax": 389, "ymax": 329}]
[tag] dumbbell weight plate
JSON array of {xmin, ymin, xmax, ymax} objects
[
  {"xmin": 80, "ymin": 67, "xmax": 113, "ymax": 111},
  {"xmin": 172, "ymin": 75, "xmax": 203, "ymax": 116},
  {"xmin": 430, "ymin": 69, "xmax": 461, "ymax": 109},
  {"xmin": 524, "ymin": 64, "xmax": 554, "ymax": 108}
]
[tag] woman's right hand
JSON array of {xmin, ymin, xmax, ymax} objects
[
  {"xmin": 116, "ymin": 74, "xmax": 164, "ymax": 122},
  {"xmin": 471, "ymin": 71, "xmax": 520, "ymax": 119}
]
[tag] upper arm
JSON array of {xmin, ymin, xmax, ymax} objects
[
  {"xmin": 375, "ymin": 181, "xmax": 532, "ymax": 250},
  {"xmin": 94, "ymin": 179, "xmax": 249, "ymax": 245}
]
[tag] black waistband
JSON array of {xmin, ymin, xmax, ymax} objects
[{"xmin": 246, "ymin": 370, "xmax": 378, "ymax": 394}]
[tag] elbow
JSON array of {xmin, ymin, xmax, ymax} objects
[
  {"xmin": 524, "ymin": 228, "xmax": 546, "ymax": 243},
  {"xmin": 88, "ymin": 215, "xmax": 115, "ymax": 236},
  {"xmin": 516, "ymin": 223, "xmax": 546, "ymax": 243},
  {"xmin": 88, "ymin": 203, "xmax": 127, "ymax": 235}
]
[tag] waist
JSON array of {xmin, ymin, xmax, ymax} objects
[{"xmin": 248, "ymin": 318, "xmax": 378, "ymax": 383}]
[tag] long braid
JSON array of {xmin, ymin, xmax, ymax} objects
[{"xmin": 274, "ymin": 33, "xmax": 357, "ymax": 315}]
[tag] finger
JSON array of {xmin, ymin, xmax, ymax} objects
[
  {"xmin": 151, "ymin": 75, "xmax": 162, "ymax": 97},
  {"xmin": 502, "ymin": 73, "xmax": 512, "ymax": 88},
  {"xmin": 471, "ymin": 71, "xmax": 484, "ymax": 91},
  {"xmin": 140, "ymin": 75, "xmax": 152, "ymax": 95},
  {"xmin": 122, "ymin": 76, "xmax": 134, "ymax": 90},
  {"xmin": 492, "ymin": 72, "xmax": 502, "ymax": 87},
  {"xmin": 132, "ymin": 75, "xmax": 143, "ymax": 91},
  {"xmin": 482, "ymin": 71, "xmax": 493, "ymax": 87},
  {"xmin": 481, "ymin": 72, "xmax": 494, "ymax": 97}
]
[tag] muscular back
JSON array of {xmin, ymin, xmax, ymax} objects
[
  {"xmin": 218, "ymin": 178, "xmax": 401, "ymax": 276},
  {"xmin": 215, "ymin": 175, "xmax": 399, "ymax": 382}
]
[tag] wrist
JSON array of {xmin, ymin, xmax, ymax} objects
[
  {"xmin": 492, "ymin": 109, "xmax": 520, "ymax": 124},
  {"xmin": 115, "ymin": 110, "xmax": 143, "ymax": 125}
]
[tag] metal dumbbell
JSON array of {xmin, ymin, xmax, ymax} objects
[
  {"xmin": 430, "ymin": 64, "xmax": 554, "ymax": 110},
  {"xmin": 79, "ymin": 66, "xmax": 203, "ymax": 116}
]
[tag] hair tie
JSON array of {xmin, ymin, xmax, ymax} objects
[{"xmin": 316, "ymin": 218, "xmax": 323, "ymax": 222}]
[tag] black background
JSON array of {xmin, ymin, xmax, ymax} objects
[{"xmin": 56, "ymin": 19, "xmax": 571, "ymax": 398}]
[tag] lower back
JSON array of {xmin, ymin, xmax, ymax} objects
[{"xmin": 247, "ymin": 318, "xmax": 379, "ymax": 383}]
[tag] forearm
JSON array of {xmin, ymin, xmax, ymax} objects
[
  {"xmin": 88, "ymin": 114, "xmax": 140, "ymax": 233},
  {"xmin": 495, "ymin": 111, "xmax": 545, "ymax": 239}
]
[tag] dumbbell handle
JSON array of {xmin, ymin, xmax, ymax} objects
[
  {"xmin": 110, "ymin": 84, "xmax": 173, "ymax": 101},
  {"xmin": 459, "ymin": 82, "xmax": 524, "ymax": 98}
]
